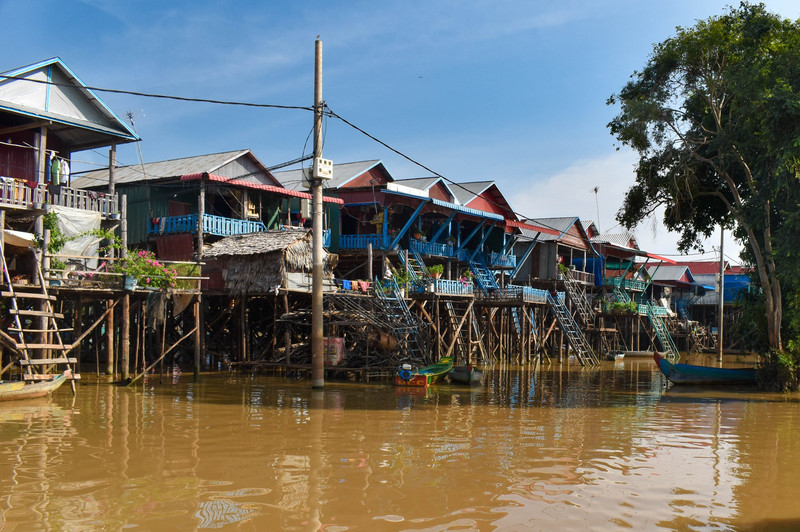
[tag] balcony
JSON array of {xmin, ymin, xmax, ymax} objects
[
  {"xmin": 605, "ymin": 276, "xmax": 647, "ymax": 292},
  {"xmin": 0, "ymin": 179, "xmax": 119, "ymax": 217},
  {"xmin": 149, "ymin": 214, "xmax": 267, "ymax": 237},
  {"xmin": 486, "ymin": 251, "xmax": 516, "ymax": 269},
  {"xmin": 338, "ymin": 233, "xmax": 391, "ymax": 250},
  {"xmin": 566, "ymin": 269, "xmax": 594, "ymax": 285},
  {"xmin": 415, "ymin": 278, "xmax": 474, "ymax": 296},
  {"xmin": 474, "ymin": 285, "xmax": 551, "ymax": 304},
  {"xmin": 410, "ymin": 238, "xmax": 456, "ymax": 258}
]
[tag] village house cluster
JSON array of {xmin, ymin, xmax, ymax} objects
[{"xmin": 0, "ymin": 58, "xmax": 751, "ymax": 383}]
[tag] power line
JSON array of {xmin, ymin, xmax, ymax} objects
[{"xmin": 0, "ymin": 74, "xmax": 313, "ymax": 112}]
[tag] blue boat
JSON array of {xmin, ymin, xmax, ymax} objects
[{"xmin": 653, "ymin": 352, "xmax": 756, "ymax": 385}]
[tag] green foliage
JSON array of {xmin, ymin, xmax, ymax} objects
[
  {"xmin": 37, "ymin": 212, "xmax": 68, "ymax": 271},
  {"xmin": 120, "ymin": 249, "xmax": 178, "ymax": 289},
  {"xmin": 428, "ymin": 264, "xmax": 444, "ymax": 275},
  {"xmin": 757, "ymin": 341, "xmax": 800, "ymax": 392},
  {"xmin": 607, "ymin": 2, "xmax": 800, "ymax": 348},
  {"xmin": 605, "ymin": 301, "xmax": 639, "ymax": 314}
]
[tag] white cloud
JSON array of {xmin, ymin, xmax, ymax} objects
[{"xmin": 508, "ymin": 150, "xmax": 744, "ymax": 261}]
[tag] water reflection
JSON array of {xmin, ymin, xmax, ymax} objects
[{"xmin": 1, "ymin": 361, "xmax": 800, "ymax": 529}]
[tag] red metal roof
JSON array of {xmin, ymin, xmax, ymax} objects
[
  {"xmin": 180, "ymin": 173, "xmax": 344, "ymax": 204},
  {"xmin": 671, "ymin": 261, "xmax": 728, "ymax": 274}
]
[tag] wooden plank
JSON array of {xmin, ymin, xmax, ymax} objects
[
  {"xmin": 8, "ymin": 327, "xmax": 73, "ymax": 333},
  {"xmin": 0, "ymin": 291, "xmax": 58, "ymax": 301},
  {"xmin": 8, "ymin": 309, "xmax": 65, "ymax": 319},
  {"xmin": 23, "ymin": 373, "xmax": 81, "ymax": 381},
  {"xmin": 1, "ymin": 291, "xmax": 56, "ymax": 300},
  {"xmin": 16, "ymin": 345, "xmax": 74, "ymax": 354},
  {"xmin": 19, "ymin": 357, "xmax": 78, "ymax": 366}
]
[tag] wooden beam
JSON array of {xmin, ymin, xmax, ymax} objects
[
  {"xmin": 128, "ymin": 326, "xmax": 197, "ymax": 386},
  {"xmin": 0, "ymin": 119, "xmax": 51, "ymax": 137}
]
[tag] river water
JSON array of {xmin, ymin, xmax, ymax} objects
[{"xmin": 1, "ymin": 355, "xmax": 799, "ymax": 531}]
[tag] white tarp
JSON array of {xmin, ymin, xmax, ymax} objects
[
  {"xmin": 2, "ymin": 229, "xmax": 35, "ymax": 248},
  {"xmin": 49, "ymin": 205, "xmax": 102, "ymax": 269}
]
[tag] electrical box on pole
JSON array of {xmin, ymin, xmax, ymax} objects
[{"xmin": 302, "ymin": 157, "xmax": 333, "ymax": 188}]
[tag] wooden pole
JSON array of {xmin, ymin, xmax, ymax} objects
[
  {"xmin": 72, "ymin": 296, "xmax": 83, "ymax": 374},
  {"xmin": 195, "ymin": 185, "xmax": 205, "ymax": 381},
  {"xmin": 120, "ymin": 195, "xmax": 130, "ymax": 380},
  {"xmin": 108, "ymin": 144, "xmax": 116, "ymax": 196},
  {"xmin": 717, "ymin": 228, "xmax": 725, "ymax": 362},
  {"xmin": 106, "ymin": 300, "xmax": 115, "ymax": 377}
]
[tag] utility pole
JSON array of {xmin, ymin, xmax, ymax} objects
[
  {"xmin": 311, "ymin": 37, "xmax": 325, "ymax": 389},
  {"xmin": 717, "ymin": 229, "xmax": 725, "ymax": 363}
]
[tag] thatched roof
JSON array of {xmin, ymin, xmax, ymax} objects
[
  {"xmin": 202, "ymin": 229, "xmax": 337, "ymax": 295},
  {"xmin": 203, "ymin": 229, "xmax": 311, "ymax": 259}
]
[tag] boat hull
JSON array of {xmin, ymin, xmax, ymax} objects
[
  {"xmin": 450, "ymin": 365, "xmax": 483, "ymax": 385},
  {"xmin": 395, "ymin": 357, "xmax": 453, "ymax": 387},
  {"xmin": 0, "ymin": 371, "xmax": 70, "ymax": 402},
  {"xmin": 654, "ymin": 353, "xmax": 756, "ymax": 385}
]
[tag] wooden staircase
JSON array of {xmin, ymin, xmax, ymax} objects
[
  {"xmin": 1, "ymin": 248, "xmax": 78, "ymax": 390},
  {"xmin": 546, "ymin": 292, "xmax": 598, "ymax": 366},
  {"xmin": 563, "ymin": 270, "xmax": 594, "ymax": 325},
  {"xmin": 374, "ymin": 277, "xmax": 430, "ymax": 363},
  {"xmin": 444, "ymin": 300, "xmax": 481, "ymax": 362}
]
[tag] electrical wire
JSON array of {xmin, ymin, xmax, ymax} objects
[{"xmin": 0, "ymin": 74, "xmax": 313, "ymax": 112}]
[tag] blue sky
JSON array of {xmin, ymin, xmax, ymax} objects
[{"xmin": 3, "ymin": 0, "xmax": 799, "ymax": 261}]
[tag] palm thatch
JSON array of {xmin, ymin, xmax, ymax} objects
[{"xmin": 203, "ymin": 229, "xmax": 337, "ymax": 295}]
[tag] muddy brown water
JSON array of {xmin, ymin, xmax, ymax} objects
[{"xmin": 1, "ymin": 355, "xmax": 799, "ymax": 531}]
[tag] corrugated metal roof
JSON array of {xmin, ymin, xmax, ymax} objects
[
  {"xmin": 646, "ymin": 265, "xmax": 694, "ymax": 283},
  {"xmin": 383, "ymin": 188, "xmax": 504, "ymax": 220},
  {"xmin": 393, "ymin": 177, "xmax": 439, "ymax": 191},
  {"xmin": 591, "ymin": 232, "xmax": 638, "ymax": 249},
  {"xmin": 0, "ymin": 57, "xmax": 139, "ymax": 150},
  {"xmin": 451, "ymin": 181, "xmax": 493, "ymax": 205},
  {"xmin": 525, "ymin": 217, "xmax": 579, "ymax": 240},
  {"xmin": 181, "ymin": 173, "xmax": 343, "ymax": 204},
  {"xmin": 274, "ymin": 160, "xmax": 383, "ymax": 191},
  {"xmin": 72, "ymin": 149, "xmax": 254, "ymax": 188}
]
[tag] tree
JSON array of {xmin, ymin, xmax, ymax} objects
[{"xmin": 607, "ymin": 2, "xmax": 800, "ymax": 350}]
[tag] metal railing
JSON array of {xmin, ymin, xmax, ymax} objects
[
  {"xmin": 0, "ymin": 179, "xmax": 119, "ymax": 216},
  {"xmin": 605, "ymin": 276, "xmax": 646, "ymax": 292}
]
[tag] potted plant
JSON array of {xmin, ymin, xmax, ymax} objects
[
  {"xmin": 119, "ymin": 249, "xmax": 178, "ymax": 290},
  {"xmin": 557, "ymin": 262, "xmax": 570, "ymax": 279},
  {"xmin": 428, "ymin": 264, "xmax": 444, "ymax": 279}
]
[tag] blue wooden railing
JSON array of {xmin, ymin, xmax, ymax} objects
[
  {"xmin": 338, "ymin": 234, "xmax": 391, "ymax": 250},
  {"xmin": 415, "ymin": 279, "xmax": 474, "ymax": 295},
  {"xmin": 149, "ymin": 214, "xmax": 267, "ymax": 236},
  {"xmin": 410, "ymin": 238, "xmax": 457, "ymax": 258}
]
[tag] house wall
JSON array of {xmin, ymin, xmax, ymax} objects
[
  {"xmin": 344, "ymin": 167, "xmax": 389, "ymax": 188},
  {"xmin": 428, "ymin": 182, "xmax": 452, "ymax": 202}
]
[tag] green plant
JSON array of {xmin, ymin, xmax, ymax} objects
[
  {"xmin": 120, "ymin": 249, "xmax": 178, "ymax": 289},
  {"xmin": 428, "ymin": 264, "xmax": 444, "ymax": 275},
  {"xmin": 558, "ymin": 262, "xmax": 570, "ymax": 274},
  {"xmin": 37, "ymin": 211, "xmax": 68, "ymax": 271}
]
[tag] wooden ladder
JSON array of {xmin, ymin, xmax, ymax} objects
[{"xmin": 1, "ymin": 247, "xmax": 78, "ymax": 391}]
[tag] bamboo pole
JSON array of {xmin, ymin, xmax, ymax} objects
[{"xmin": 128, "ymin": 327, "xmax": 197, "ymax": 386}]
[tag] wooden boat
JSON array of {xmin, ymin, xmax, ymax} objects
[
  {"xmin": 449, "ymin": 364, "xmax": 483, "ymax": 385},
  {"xmin": 395, "ymin": 357, "xmax": 453, "ymax": 387},
  {"xmin": 653, "ymin": 353, "xmax": 756, "ymax": 385},
  {"xmin": 0, "ymin": 370, "xmax": 71, "ymax": 402}
]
